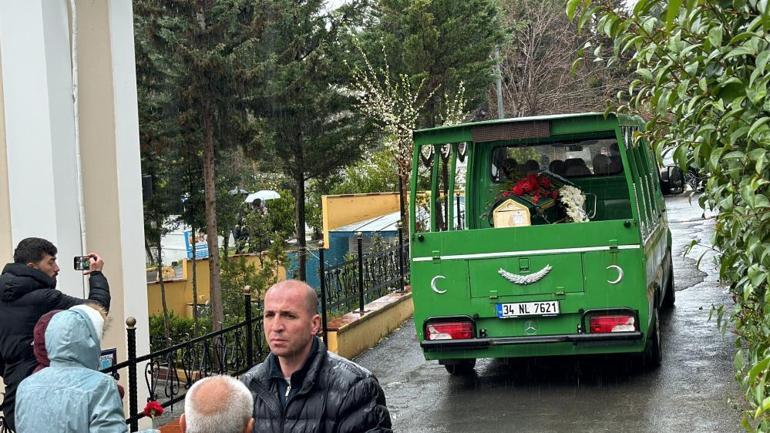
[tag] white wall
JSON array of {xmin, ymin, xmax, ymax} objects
[{"xmin": 0, "ymin": 0, "xmax": 86, "ymax": 295}]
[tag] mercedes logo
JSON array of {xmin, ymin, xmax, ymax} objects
[{"xmin": 524, "ymin": 320, "xmax": 537, "ymax": 335}]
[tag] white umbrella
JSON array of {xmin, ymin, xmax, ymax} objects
[{"xmin": 244, "ymin": 190, "xmax": 281, "ymax": 203}]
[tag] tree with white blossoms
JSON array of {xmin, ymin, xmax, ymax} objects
[
  {"xmin": 440, "ymin": 83, "xmax": 468, "ymax": 127},
  {"xmin": 346, "ymin": 41, "xmax": 468, "ymax": 225}
]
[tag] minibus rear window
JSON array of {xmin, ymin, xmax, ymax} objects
[{"xmin": 491, "ymin": 138, "xmax": 622, "ymax": 183}]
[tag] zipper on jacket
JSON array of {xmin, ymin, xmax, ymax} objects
[{"xmin": 281, "ymin": 378, "xmax": 291, "ymax": 432}]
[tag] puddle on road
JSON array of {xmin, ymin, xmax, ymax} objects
[{"xmin": 670, "ymin": 219, "xmax": 711, "ymax": 291}]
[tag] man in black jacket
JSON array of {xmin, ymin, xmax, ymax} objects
[
  {"xmin": 0, "ymin": 237, "xmax": 110, "ymax": 431},
  {"xmin": 240, "ymin": 280, "xmax": 392, "ymax": 433}
]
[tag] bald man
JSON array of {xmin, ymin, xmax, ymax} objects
[
  {"xmin": 241, "ymin": 280, "xmax": 392, "ymax": 433},
  {"xmin": 180, "ymin": 376, "xmax": 254, "ymax": 433}
]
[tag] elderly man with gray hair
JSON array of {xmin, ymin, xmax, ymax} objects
[{"xmin": 179, "ymin": 375, "xmax": 255, "ymax": 433}]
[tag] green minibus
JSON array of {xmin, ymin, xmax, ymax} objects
[{"xmin": 409, "ymin": 113, "xmax": 674, "ymax": 374}]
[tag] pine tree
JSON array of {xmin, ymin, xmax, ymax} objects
[
  {"xmin": 249, "ymin": 0, "xmax": 373, "ymax": 281},
  {"xmin": 135, "ymin": 0, "xmax": 261, "ymax": 330},
  {"xmin": 136, "ymin": 4, "xmax": 182, "ymax": 341},
  {"xmin": 362, "ymin": 0, "xmax": 504, "ymax": 127}
]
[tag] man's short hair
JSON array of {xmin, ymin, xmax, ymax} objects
[
  {"xmin": 184, "ymin": 375, "xmax": 253, "ymax": 433},
  {"xmin": 14, "ymin": 237, "xmax": 57, "ymax": 264},
  {"xmin": 304, "ymin": 283, "xmax": 319, "ymax": 315},
  {"xmin": 268, "ymin": 280, "xmax": 319, "ymax": 315}
]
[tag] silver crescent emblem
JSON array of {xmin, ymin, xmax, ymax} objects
[
  {"xmin": 607, "ymin": 265, "xmax": 623, "ymax": 284},
  {"xmin": 431, "ymin": 275, "xmax": 447, "ymax": 294}
]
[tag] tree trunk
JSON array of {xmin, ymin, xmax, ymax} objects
[
  {"xmin": 400, "ymin": 174, "xmax": 410, "ymax": 228},
  {"xmin": 397, "ymin": 144, "xmax": 411, "ymax": 233},
  {"xmin": 156, "ymin": 234, "xmax": 171, "ymax": 343},
  {"xmin": 203, "ymin": 104, "xmax": 224, "ymax": 331},
  {"xmin": 441, "ymin": 157, "xmax": 449, "ymax": 230},
  {"xmin": 145, "ymin": 243, "xmax": 155, "ymax": 264},
  {"xmin": 294, "ymin": 170, "xmax": 307, "ymax": 281},
  {"xmin": 223, "ymin": 231, "xmax": 230, "ymax": 260},
  {"xmin": 191, "ymin": 225, "xmax": 199, "ymax": 336}
]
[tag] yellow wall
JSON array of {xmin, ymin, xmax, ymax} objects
[
  {"xmin": 147, "ymin": 254, "xmax": 285, "ymax": 318},
  {"xmin": 321, "ymin": 192, "xmax": 400, "ymax": 247},
  {"xmin": 327, "ymin": 293, "xmax": 413, "ymax": 359}
]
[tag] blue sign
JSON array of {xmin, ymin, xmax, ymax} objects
[{"xmin": 184, "ymin": 230, "xmax": 209, "ymax": 259}]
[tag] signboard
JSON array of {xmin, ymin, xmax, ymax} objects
[{"xmin": 184, "ymin": 230, "xmax": 209, "ymax": 259}]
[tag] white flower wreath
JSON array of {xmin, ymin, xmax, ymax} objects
[{"xmin": 559, "ymin": 185, "xmax": 588, "ymax": 223}]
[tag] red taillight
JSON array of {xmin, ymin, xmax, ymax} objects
[
  {"xmin": 425, "ymin": 321, "xmax": 474, "ymax": 340},
  {"xmin": 589, "ymin": 315, "xmax": 636, "ymax": 333}
]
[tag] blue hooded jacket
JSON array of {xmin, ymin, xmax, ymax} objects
[{"xmin": 15, "ymin": 308, "xmax": 126, "ymax": 433}]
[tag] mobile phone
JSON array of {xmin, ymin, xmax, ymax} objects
[{"xmin": 74, "ymin": 255, "xmax": 92, "ymax": 271}]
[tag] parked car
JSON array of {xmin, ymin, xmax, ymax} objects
[{"xmin": 660, "ymin": 165, "xmax": 685, "ymax": 195}]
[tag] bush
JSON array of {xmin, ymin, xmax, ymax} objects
[
  {"xmin": 568, "ymin": 0, "xmax": 770, "ymax": 429},
  {"xmin": 149, "ymin": 312, "xmax": 211, "ymax": 352},
  {"xmin": 220, "ymin": 242, "xmax": 284, "ymax": 327}
]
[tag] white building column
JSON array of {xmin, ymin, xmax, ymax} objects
[{"xmin": 0, "ymin": 0, "xmax": 84, "ymax": 294}]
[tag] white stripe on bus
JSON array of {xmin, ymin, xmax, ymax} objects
[{"xmin": 412, "ymin": 244, "xmax": 641, "ymax": 262}]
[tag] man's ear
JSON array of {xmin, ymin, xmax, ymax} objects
[
  {"xmin": 311, "ymin": 314, "xmax": 321, "ymax": 335},
  {"xmin": 179, "ymin": 414, "xmax": 186, "ymax": 432},
  {"xmin": 244, "ymin": 417, "xmax": 255, "ymax": 433}
]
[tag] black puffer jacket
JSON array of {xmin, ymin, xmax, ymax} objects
[
  {"xmin": 241, "ymin": 338, "xmax": 392, "ymax": 433},
  {"xmin": 0, "ymin": 263, "xmax": 110, "ymax": 431}
]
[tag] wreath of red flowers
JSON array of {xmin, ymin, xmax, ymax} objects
[{"xmin": 501, "ymin": 173, "xmax": 559, "ymax": 205}]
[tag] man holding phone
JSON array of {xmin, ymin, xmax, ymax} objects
[{"xmin": 0, "ymin": 237, "xmax": 110, "ymax": 431}]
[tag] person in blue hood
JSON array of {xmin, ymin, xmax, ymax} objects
[
  {"xmin": 14, "ymin": 304, "xmax": 126, "ymax": 433},
  {"xmin": 0, "ymin": 237, "xmax": 110, "ymax": 431}
]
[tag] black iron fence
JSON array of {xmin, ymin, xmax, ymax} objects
[
  {"xmin": 102, "ymin": 291, "xmax": 266, "ymax": 432},
  {"xmin": 0, "ymin": 295, "xmax": 264, "ymax": 433},
  {"xmin": 318, "ymin": 228, "xmax": 410, "ymax": 340}
]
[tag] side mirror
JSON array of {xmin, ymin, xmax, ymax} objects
[
  {"xmin": 666, "ymin": 166, "xmax": 684, "ymax": 194},
  {"xmin": 660, "ymin": 166, "xmax": 684, "ymax": 195}
]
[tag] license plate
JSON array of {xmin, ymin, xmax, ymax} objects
[{"xmin": 496, "ymin": 301, "xmax": 560, "ymax": 318}]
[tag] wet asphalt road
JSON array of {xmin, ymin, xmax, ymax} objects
[{"xmin": 355, "ymin": 194, "xmax": 743, "ymax": 433}]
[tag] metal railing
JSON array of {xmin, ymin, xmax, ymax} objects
[
  {"xmin": 101, "ymin": 291, "xmax": 266, "ymax": 432},
  {"xmin": 318, "ymin": 228, "xmax": 410, "ymax": 341},
  {"xmin": 0, "ymin": 297, "xmax": 263, "ymax": 433}
]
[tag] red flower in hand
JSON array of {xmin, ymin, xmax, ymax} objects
[
  {"xmin": 144, "ymin": 400, "xmax": 164, "ymax": 418},
  {"xmin": 551, "ymin": 191, "xmax": 559, "ymax": 199}
]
